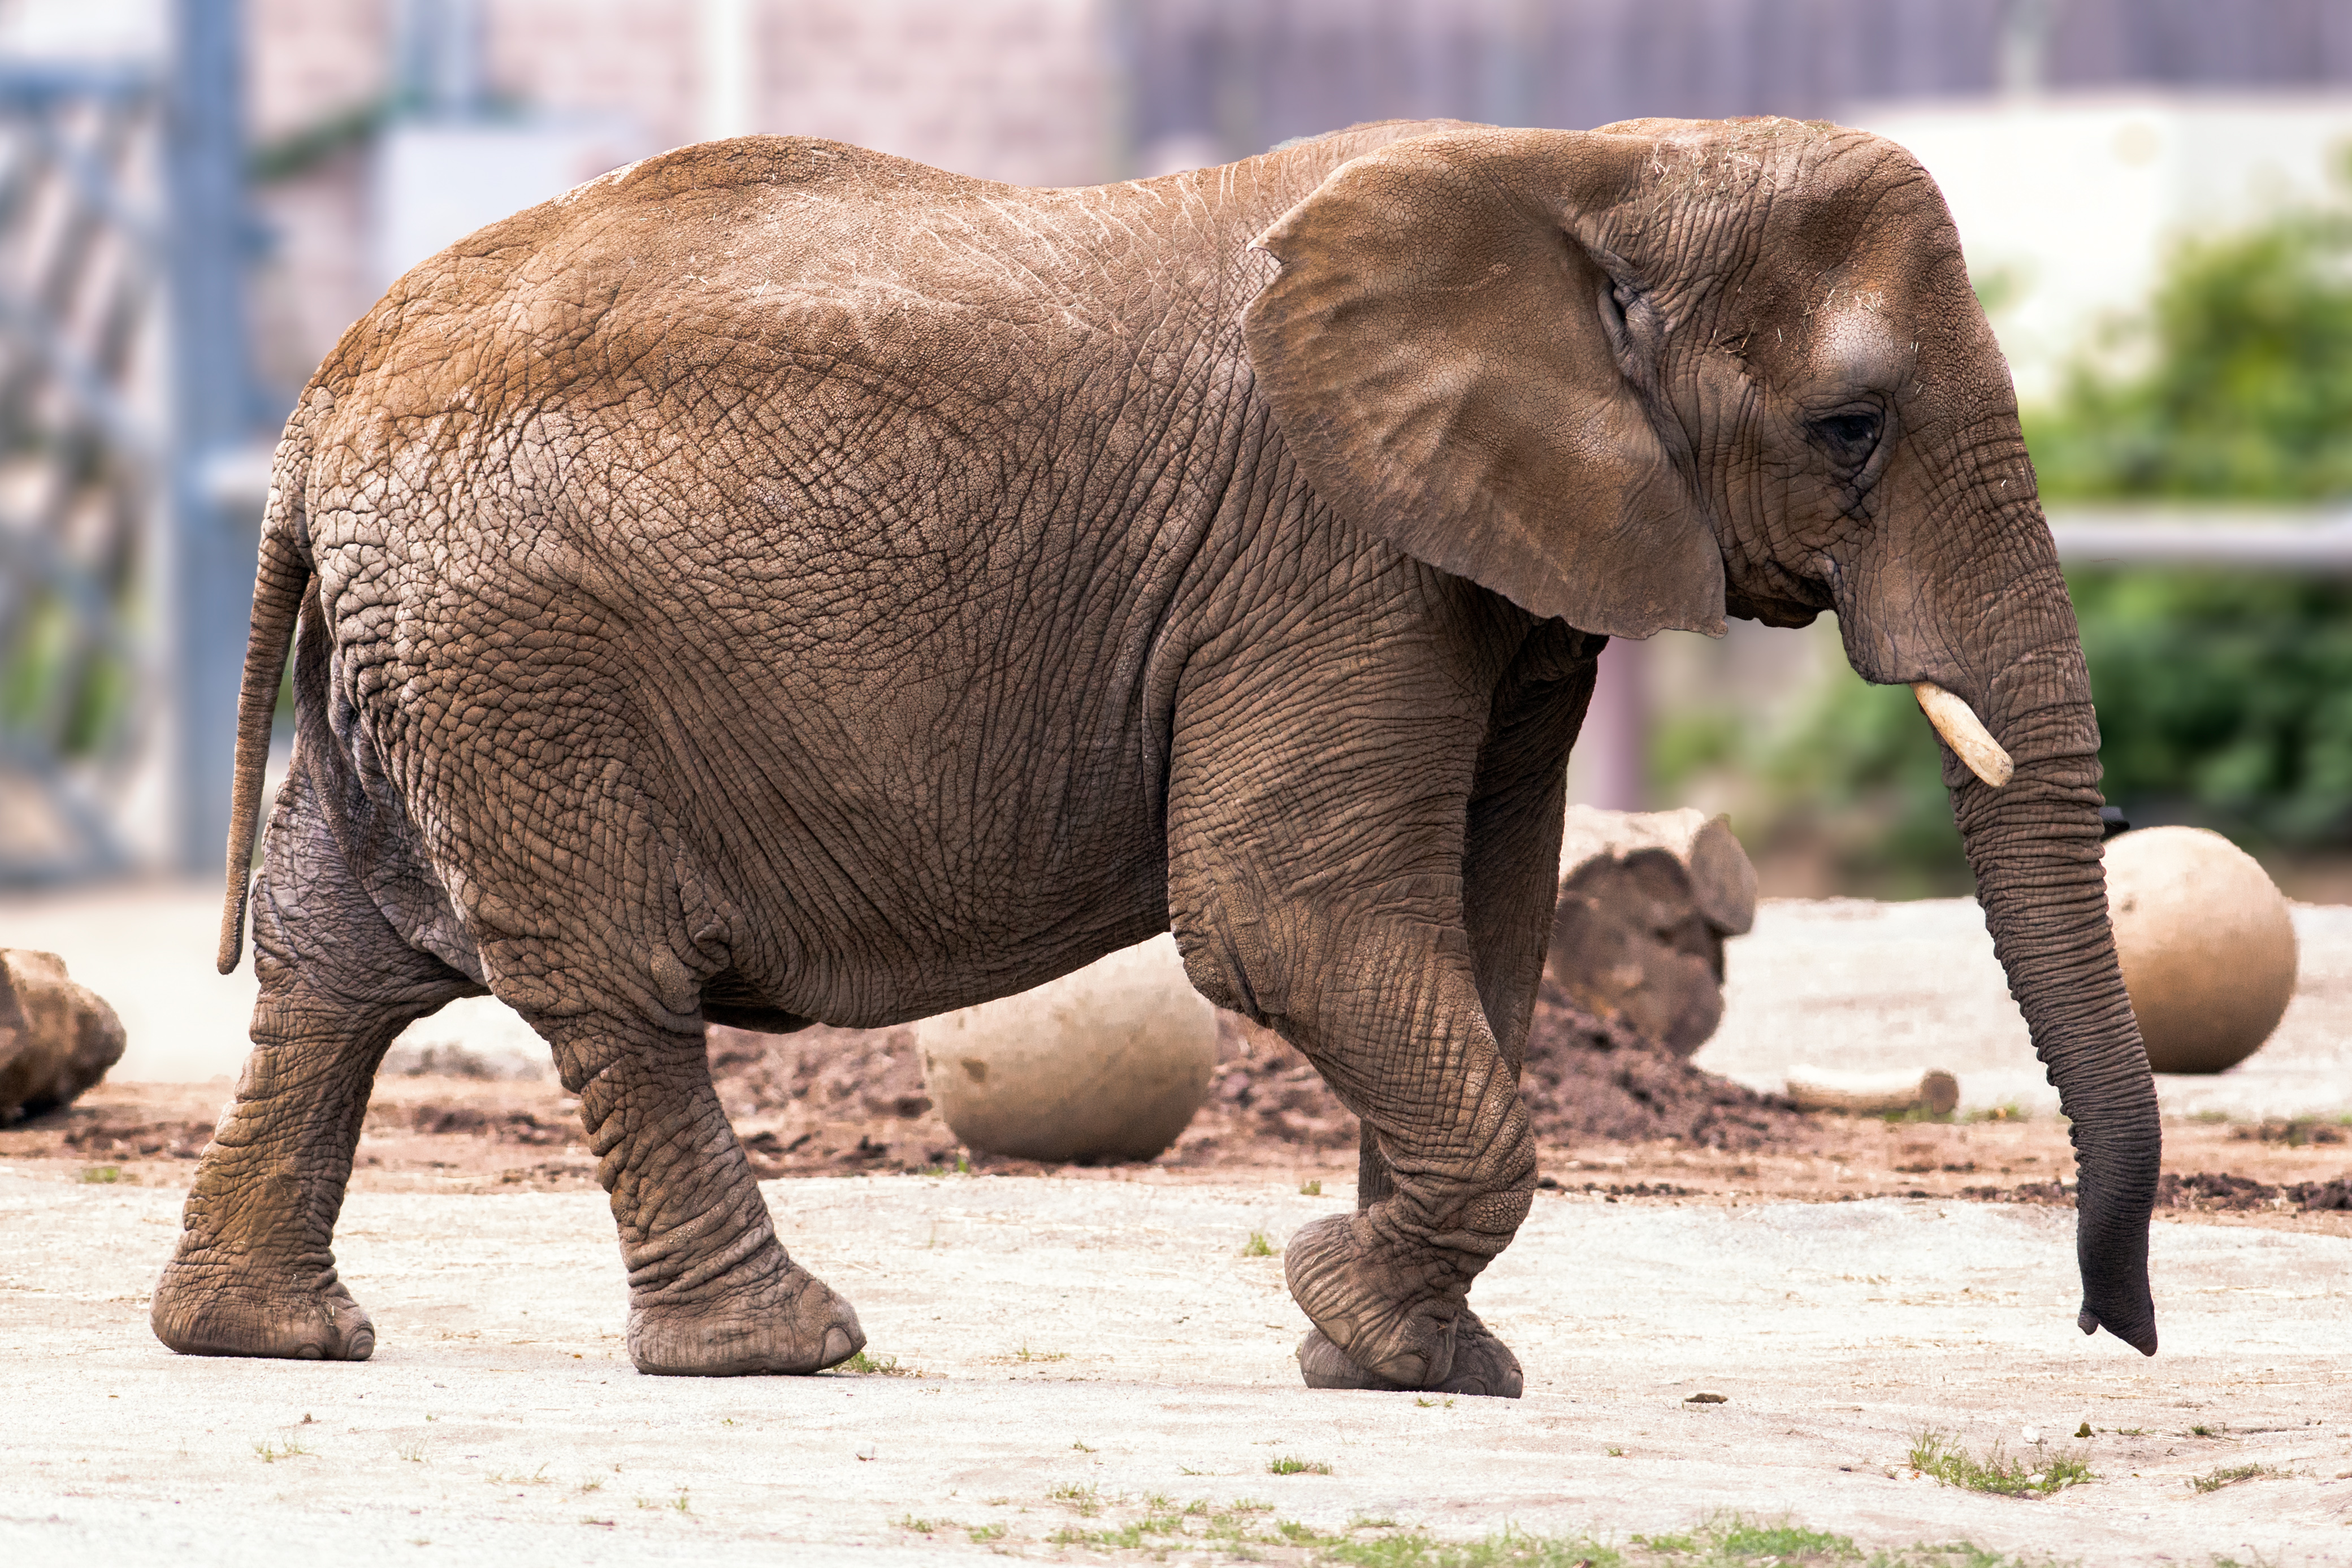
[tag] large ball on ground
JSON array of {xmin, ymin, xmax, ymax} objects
[
  {"xmin": 2104, "ymin": 826, "xmax": 2297, "ymax": 1075},
  {"xmin": 916, "ymin": 934, "xmax": 1215, "ymax": 1161}
]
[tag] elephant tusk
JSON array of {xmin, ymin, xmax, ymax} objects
[{"xmin": 1912, "ymin": 682, "xmax": 2013, "ymax": 788}]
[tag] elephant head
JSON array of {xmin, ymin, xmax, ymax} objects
[{"xmin": 1244, "ymin": 118, "xmax": 2159, "ymax": 1353}]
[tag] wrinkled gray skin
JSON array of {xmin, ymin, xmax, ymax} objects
[{"xmin": 153, "ymin": 116, "xmax": 2160, "ymax": 1390}]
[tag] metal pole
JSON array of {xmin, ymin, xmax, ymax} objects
[
  {"xmin": 2047, "ymin": 509, "xmax": 2352, "ymax": 570},
  {"xmin": 166, "ymin": 0, "xmax": 254, "ymax": 875}
]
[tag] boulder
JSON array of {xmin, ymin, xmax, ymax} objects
[
  {"xmin": 1547, "ymin": 806, "xmax": 1758, "ymax": 1057},
  {"xmin": 0, "ymin": 949, "xmax": 125, "ymax": 1122},
  {"xmin": 2106, "ymin": 825, "xmax": 2297, "ymax": 1075},
  {"xmin": 917, "ymin": 934, "xmax": 1215, "ymax": 1162}
]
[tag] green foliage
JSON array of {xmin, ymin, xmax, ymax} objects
[
  {"xmin": 1242, "ymin": 1231, "xmax": 1277, "ymax": 1257},
  {"xmin": 833, "ymin": 1349, "xmax": 920, "ymax": 1376},
  {"xmin": 1266, "ymin": 1455, "xmax": 1331, "ymax": 1475},
  {"xmin": 2025, "ymin": 209, "xmax": 2352, "ymax": 501},
  {"xmin": 2069, "ymin": 567, "xmax": 2352, "ymax": 843}
]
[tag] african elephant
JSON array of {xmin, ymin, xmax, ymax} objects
[{"xmin": 153, "ymin": 115, "xmax": 2160, "ymax": 1391}]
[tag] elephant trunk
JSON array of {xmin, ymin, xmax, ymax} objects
[
  {"xmin": 1950, "ymin": 700, "xmax": 2160, "ymax": 1353},
  {"xmin": 1844, "ymin": 466, "xmax": 2161, "ymax": 1354}
]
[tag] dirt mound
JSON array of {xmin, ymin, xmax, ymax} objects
[
  {"xmin": 1959, "ymin": 1170, "xmax": 2352, "ymax": 1213},
  {"xmin": 699, "ymin": 973, "xmax": 1809, "ymax": 1176},
  {"xmin": 1515, "ymin": 983, "xmax": 1812, "ymax": 1151},
  {"xmin": 705, "ymin": 1023, "xmax": 957, "ymax": 1175},
  {"xmin": 7, "ymin": 1107, "xmax": 213, "ymax": 1162}
]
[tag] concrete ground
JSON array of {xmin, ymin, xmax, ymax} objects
[
  {"xmin": 2, "ymin": 882, "xmax": 2348, "ymax": 1565},
  {"xmin": 2, "ymin": 1166, "xmax": 2347, "ymax": 1566}
]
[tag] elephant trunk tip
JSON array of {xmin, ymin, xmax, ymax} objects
[
  {"xmin": 1912, "ymin": 681, "xmax": 2013, "ymax": 787},
  {"xmin": 2080, "ymin": 1305, "xmax": 2159, "ymax": 1357}
]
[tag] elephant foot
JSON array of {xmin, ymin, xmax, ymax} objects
[
  {"xmin": 151, "ymin": 1255, "xmax": 377, "ymax": 1362},
  {"xmin": 1297, "ymin": 1309, "xmax": 1523, "ymax": 1398},
  {"xmin": 1282, "ymin": 1211, "xmax": 1472, "ymax": 1390},
  {"xmin": 626, "ymin": 1259, "xmax": 865, "ymax": 1376}
]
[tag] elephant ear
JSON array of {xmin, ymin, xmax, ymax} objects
[{"xmin": 1243, "ymin": 132, "xmax": 1725, "ymax": 638}]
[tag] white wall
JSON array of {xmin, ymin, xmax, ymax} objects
[{"xmin": 1853, "ymin": 93, "xmax": 2352, "ymax": 407}]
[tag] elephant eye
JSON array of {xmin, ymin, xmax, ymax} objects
[{"xmin": 1812, "ymin": 409, "xmax": 1882, "ymax": 465}]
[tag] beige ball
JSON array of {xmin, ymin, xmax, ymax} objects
[
  {"xmin": 917, "ymin": 934, "xmax": 1216, "ymax": 1161},
  {"xmin": 2105, "ymin": 826, "xmax": 2297, "ymax": 1075}
]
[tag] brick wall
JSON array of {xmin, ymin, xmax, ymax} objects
[{"xmin": 242, "ymin": 0, "xmax": 1112, "ymax": 400}]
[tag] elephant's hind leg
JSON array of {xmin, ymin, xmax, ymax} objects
[
  {"xmin": 153, "ymin": 770, "xmax": 476, "ymax": 1361},
  {"xmin": 532, "ymin": 1007, "xmax": 863, "ymax": 1376}
]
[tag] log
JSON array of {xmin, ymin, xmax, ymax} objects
[
  {"xmin": 1783, "ymin": 1065, "xmax": 1960, "ymax": 1117},
  {"xmin": 1547, "ymin": 807, "xmax": 1759, "ymax": 1057},
  {"xmin": 0, "ymin": 950, "xmax": 125, "ymax": 1123}
]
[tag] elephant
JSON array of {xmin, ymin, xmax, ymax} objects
[{"xmin": 152, "ymin": 113, "xmax": 2161, "ymax": 1392}]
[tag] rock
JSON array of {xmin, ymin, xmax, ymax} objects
[
  {"xmin": 1547, "ymin": 806, "xmax": 1758, "ymax": 1057},
  {"xmin": 0, "ymin": 950, "xmax": 125, "ymax": 1122},
  {"xmin": 916, "ymin": 934, "xmax": 1216, "ymax": 1162},
  {"xmin": 2105, "ymin": 825, "xmax": 2297, "ymax": 1074}
]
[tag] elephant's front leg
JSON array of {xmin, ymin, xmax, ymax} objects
[
  {"xmin": 1277, "ymin": 939, "xmax": 1536, "ymax": 1395},
  {"xmin": 1167, "ymin": 600, "xmax": 1543, "ymax": 1396},
  {"xmin": 536, "ymin": 1006, "xmax": 865, "ymax": 1376},
  {"xmin": 1313, "ymin": 622, "xmax": 1599, "ymax": 1397}
]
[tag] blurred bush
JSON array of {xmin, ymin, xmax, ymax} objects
[
  {"xmin": 1662, "ymin": 196, "xmax": 2352, "ymax": 894},
  {"xmin": 2025, "ymin": 207, "xmax": 2352, "ymax": 501}
]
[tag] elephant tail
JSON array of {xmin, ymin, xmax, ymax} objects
[{"xmin": 215, "ymin": 434, "xmax": 316, "ymax": 975}]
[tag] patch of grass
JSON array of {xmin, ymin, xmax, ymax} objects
[
  {"xmin": 2191, "ymin": 1462, "xmax": 2287, "ymax": 1493},
  {"xmin": 2116, "ymin": 1427, "xmax": 2147, "ymax": 1436},
  {"xmin": 577, "ymin": 1478, "xmax": 601, "ymax": 1493},
  {"xmin": 487, "ymin": 1464, "xmax": 552, "ymax": 1486},
  {"xmin": 395, "ymin": 1443, "xmax": 425, "ymax": 1463},
  {"xmin": 1268, "ymin": 1456, "xmax": 1332, "ymax": 1475},
  {"xmin": 1415, "ymin": 1396, "xmax": 1454, "ymax": 1409},
  {"xmin": 1013, "ymin": 1344, "xmax": 1068, "ymax": 1363},
  {"xmin": 1072, "ymin": 1440, "xmax": 1095, "ymax": 1452},
  {"xmin": 1710, "ymin": 1520, "xmax": 1858, "ymax": 1560},
  {"xmin": 1243, "ymin": 1231, "xmax": 1278, "ymax": 1257},
  {"xmin": 2189, "ymin": 1423, "xmax": 2223, "ymax": 1437},
  {"xmin": 1608, "ymin": 1446, "xmax": 1626, "ymax": 1457},
  {"xmin": 1319, "ymin": 1522, "xmax": 1627, "ymax": 1565},
  {"xmin": 1049, "ymin": 1480, "xmax": 1102, "ymax": 1517},
  {"xmin": 835, "ymin": 1349, "xmax": 921, "ymax": 1378},
  {"xmin": 1964, "ymin": 1104, "xmax": 2024, "ymax": 1123},
  {"xmin": 1909, "ymin": 1431, "xmax": 2094, "ymax": 1497},
  {"xmin": 898, "ymin": 1514, "xmax": 939, "ymax": 1533},
  {"xmin": 967, "ymin": 1522, "xmax": 1006, "ymax": 1543},
  {"xmin": 80, "ymin": 1166, "xmax": 123, "ymax": 1184},
  {"xmin": 672, "ymin": 1489, "xmax": 691, "ymax": 1514},
  {"xmin": 997, "ymin": 1500, "xmax": 2071, "ymax": 1566},
  {"xmin": 252, "ymin": 1439, "xmax": 307, "ymax": 1463},
  {"xmin": 1300, "ymin": 1180, "xmax": 1323, "ymax": 1196}
]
